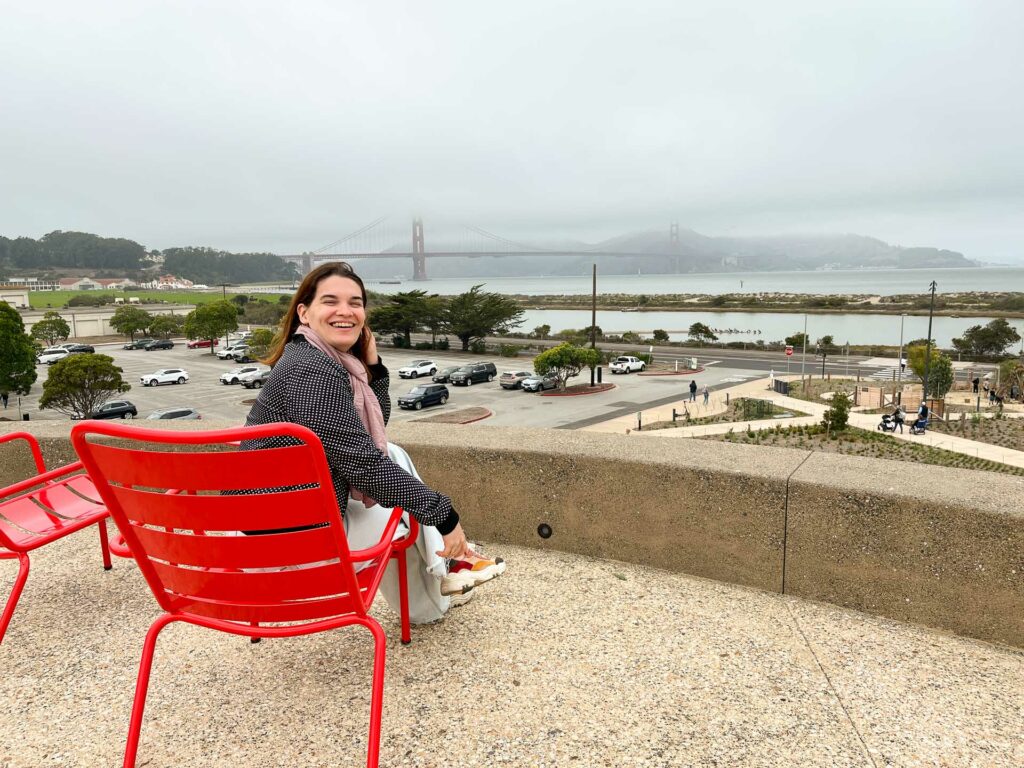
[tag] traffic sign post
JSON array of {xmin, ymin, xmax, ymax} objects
[{"xmin": 785, "ymin": 345, "xmax": 793, "ymax": 374}]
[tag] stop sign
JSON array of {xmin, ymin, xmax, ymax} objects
[{"xmin": 785, "ymin": 345, "xmax": 794, "ymax": 356}]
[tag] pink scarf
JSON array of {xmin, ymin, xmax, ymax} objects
[{"xmin": 294, "ymin": 325, "xmax": 388, "ymax": 507}]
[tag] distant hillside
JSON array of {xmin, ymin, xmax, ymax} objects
[{"xmin": 351, "ymin": 228, "xmax": 977, "ymax": 279}]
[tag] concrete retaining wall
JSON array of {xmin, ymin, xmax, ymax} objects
[{"xmin": 2, "ymin": 422, "xmax": 1021, "ymax": 648}]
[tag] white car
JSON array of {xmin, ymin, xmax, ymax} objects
[
  {"xmin": 610, "ymin": 356, "xmax": 646, "ymax": 374},
  {"xmin": 398, "ymin": 359, "xmax": 437, "ymax": 379},
  {"xmin": 141, "ymin": 368, "xmax": 190, "ymax": 387},
  {"xmin": 221, "ymin": 365, "xmax": 268, "ymax": 385},
  {"xmin": 38, "ymin": 348, "xmax": 70, "ymax": 365},
  {"xmin": 217, "ymin": 343, "xmax": 248, "ymax": 360}
]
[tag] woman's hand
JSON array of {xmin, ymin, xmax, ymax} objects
[
  {"xmin": 362, "ymin": 327, "xmax": 379, "ymax": 366},
  {"xmin": 436, "ymin": 523, "xmax": 476, "ymax": 560}
]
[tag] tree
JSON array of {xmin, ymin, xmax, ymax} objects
[
  {"xmin": 149, "ymin": 313, "xmax": 184, "ymax": 339},
  {"xmin": 0, "ymin": 302, "xmax": 38, "ymax": 398},
  {"xmin": 652, "ymin": 329, "xmax": 670, "ymax": 342},
  {"xmin": 39, "ymin": 354, "xmax": 130, "ymax": 418},
  {"xmin": 444, "ymin": 285, "xmax": 525, "ymax": 351},
  {"xmin": 907, "ymin": 345, "xmax": 954, "ymax": 398},
  {"xmin": 533, "ymin": 342, "xmax": 602, "ymax": 390},
  {"xmin": 184, "ymin": 300, "xmax": 238, "ymax": 354},
  {"xmin": 688, "ymin": 322, "xmax": 718, "ymax": 346},
  {"xmin": 532, "ymin": 324, "xmax": 551, "ymax": 339},
  {"xmin": 30, "ymin": 311, "xmax": 71, "ymax": 346},
  {"xmin": 242, "ymin": 300, "xmax": 286, "ymax": 326},
  {"xmin": 369, "ymin": 290, "xmax": 434, "ymax": 347},
  {"xmin": 816, "ymin": 334, "xmax": 835, "ymax": 351},
  {"xmin": 951, "ymin": 319, "xmax": 1021, "ymax": 358},
  {"xmin": 247, "ymin": 328, "xmax": 276, "ymax": 362},
  {"xmin": 785, "ymin": 331, "xmax": 809, "ymax": 348},
  {"xmin": 109, "ymin": 305, "xmax": 153, "ymax": 340},
  {"xmin": 821, "ymin": 391, "xmax": 851, "ymax": 432},
  {"xmin": 998, "ymin": 359, "xmax": 1024, "ymax": 398}
]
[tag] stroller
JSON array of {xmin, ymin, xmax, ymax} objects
[
  {"xmin": 909, "ymin": 417, "xmax": 928, "ymax": 435},
  {"xmin": 878, "ymin": 410, "xmax": 904, "ymax": 433}
]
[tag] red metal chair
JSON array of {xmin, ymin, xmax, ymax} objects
[
  {"xmin": 71, "ymin": 421, "xmax": 418, "ymax": 768},
  {"xmin": 0, "ymin": 431, "xmax": 112, "ymax": 644}
]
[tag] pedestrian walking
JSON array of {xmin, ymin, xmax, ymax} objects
[
  {"xmin": 0, "ymin": 391, "xmax": 8, "ymax": 409},
  {"xmin": 972, "ymin": 377, "xmax": 980, "ymax": 394},
  {"xmin": 689, "ymin": 379, "xmax": 697, "ymax": 402},
  {"xmin": 768, "ymin": 369, "xmax": 775, "ymax": 391},
  {"xmin": 702, "ymin": 385, "xmax": 709, "ymax": 405}
]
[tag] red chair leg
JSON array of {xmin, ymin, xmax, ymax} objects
[
  {"xmin": 395, "ymin": 550, "xmax": 411, "ymax": 645},
  {"xmin": 98, "ymin": 519, "xmax": 113, "ymax": 570},
  {"xmin": 0, "ymin": 552, "xmax": 30, "ymax": 645},
  {"xmin": 124, "ymin": 614, "xmax": 176, "ymax": 768},
  {"xmin": 363, "ymin": 618, "xmax": 387, "ymax": 768}
]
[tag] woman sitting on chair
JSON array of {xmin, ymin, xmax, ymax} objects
[{"xmin": 240, "ymin": 262, "xmax": 504, "ymax": 622}]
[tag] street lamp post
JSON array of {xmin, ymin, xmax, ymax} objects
[
  {"xmin": 922, "ymin": 281, "xmax": 937, "ymax": 401},
  {"xmin": 800, "ymin": 314, "xmax": 808, "ymax": 388}
]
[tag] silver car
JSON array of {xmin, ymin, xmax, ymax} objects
[{"xmin": 147, "ymin": 407, "xmax": 202, "ymax": 420}]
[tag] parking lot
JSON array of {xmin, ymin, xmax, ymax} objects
[{"xmin": 11, "ymin": 342, "xmax": 759, "ymax": 429}]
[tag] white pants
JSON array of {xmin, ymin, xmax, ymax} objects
[{"xmin": 343, "ymin": 443, "xmax": 450, "ymax": 624}]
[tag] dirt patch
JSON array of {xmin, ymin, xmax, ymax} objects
[
  {"xmin": 412, "ymin": 407, "xmax": 492, "ymax": 424},
  {"xmin": 928, "ymin": 415, "xmax": 1024, "ymax": 452},
  {"xmin": 700, "ymin": 424, "xmax": 1024, "ymax": 476},
  {"xmin": 645, "ymin": 398, "xmax": 808, "ymax": 430},
  {"xmin": 541, "ymin": 383, "xmax": 616, "ymax": 397}
]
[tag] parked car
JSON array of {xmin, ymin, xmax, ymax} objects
[
  {"xmin": 521, "ymin": 373, "xmax": 559, "ymax": 392},
  {"xmin": 123, "ymin": 338, "xmax": 155, "ymax": 350},
  {"xmin": 221, "ymin": 365, "xmax": 267, "ymax": 385},
  {"xmin": 432, "ymin": 365, "xmax": 462, "ymax": 383},
  {"xmin": 146, "ymin": 407, "xmax": 202, "ymax": 420},
  {"xmin": 144, "ymin": 339, "xmax": 175, "ymax": 351},
  {"xmin": 610, "ymin": 355, "xmax": 646, "ymax": 374},
  {"xmin": 499, "ymin": 370, "xmax": 534, "ymax": 390},
  {"xmin": 398, "ymin": 359, "xmax": 437, "ymax": 379},
  {"xmin": 449, "ymin": 362, "xmax": 497, "ymax": 386},
  {"xmin": 140, "ymin": 368, "xmax": 190, "ymax": 387},
  {"xmin": 217, "ymin": 343, "xmax": 248, "ymax": 360},
  {"xmin": 37, "ymin": 349, "xmax": 70, "ymax": 365},
  {"xmin": 242, "ymin": 369, "xmax": 272, "ymax": 389},
  {"xmin": 397, "ymin": 384, "xmax": 449, "ymax": 410},
  {"xmin": 63, "ymin": 343, "xmax": 95, "ymax": 354},
  {"xmin": 72, "ymin": 400, "xmax": 138, "ymax": 420},
  {"xmin": 231, "ymin": 349, "xmax": 256, "ymax": 363},
  {"xmin": 187, "ymin": 338, "xmax": 220, "ymax": 349}
]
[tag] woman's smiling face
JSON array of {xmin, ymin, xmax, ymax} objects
[{"xmin": 296, "ymin": 275, "xmax": 366, "ymax": 353}]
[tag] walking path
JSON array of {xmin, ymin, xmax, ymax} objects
[{"xmin": 583, "ymin": 375, "xmax": 1024, "ymax": 469}]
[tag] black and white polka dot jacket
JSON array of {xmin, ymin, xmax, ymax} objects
[{"xmin": 240, "ymin": 336, "xmax": 459, "ymax": 533}]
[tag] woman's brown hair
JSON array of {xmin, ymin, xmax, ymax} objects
[{"xmin": 262, "ymin": 261, "xmax": 369, "ymax": 367}]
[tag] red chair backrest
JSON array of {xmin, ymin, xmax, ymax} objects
[{"xmin": 71, "ymin": 422, "xmax": 367, "ymax": 625}]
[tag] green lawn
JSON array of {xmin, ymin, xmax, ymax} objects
[{"xmin": 29, "ymin": 289, "xmax": 265, "ymax": 310}]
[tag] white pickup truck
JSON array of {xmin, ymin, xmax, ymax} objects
[{"xmin": 609, "ymin": 355, "xmax": 646, "ymax": 374}]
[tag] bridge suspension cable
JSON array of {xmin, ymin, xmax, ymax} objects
[
  {"xmin": 461, "ymin": 225, "xmax": 548, "ymax": 253},
  {"xmin": 313, "ymin": 216, "xmax": 390, "ymax": 254}
]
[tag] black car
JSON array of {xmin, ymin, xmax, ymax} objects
[
  {"xmin": 123, "ymin": 338, "xmax": 155, "ymax": 350},
  {"xmin": 144, "ymin": 339, "xmax": 175, "ymax": 350},
  {"xmin": 64, "ymin": 343, "xmax": 95, "ymax": 354},
  {"xmin": 397, "ymin": 384, "xmax": 449, "ymax": 410},
  {"xmin": 72, "ymin": 400, "xmax": 138, "ymax": 420},
  {"xmin": 432, "ymin": 365, "xmax": 462, "ymax": 383},
  {"xmin": 449, "ymin": 362, "xmax": 497, "ymax": 386}
]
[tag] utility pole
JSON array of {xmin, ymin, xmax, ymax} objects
[
  {"xmin": 922, "ymin": 280, "xmax": 937, "ymax": 401},
  {"xmin": 800, "ymin": 314, "xmax": 808, "ymax": 389},
  {"xmin": 590, "ymin": 264, "xmax": 597, "ymax": 386}
]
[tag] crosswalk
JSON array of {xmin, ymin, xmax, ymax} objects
[{"xmin": 869, "ymin": 367, "xmax": 920, "ymax": 382}]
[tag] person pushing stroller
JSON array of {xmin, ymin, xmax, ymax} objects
[{"xmin": 910, "ymin": 401, "xmax": 929, "ymax": 434}]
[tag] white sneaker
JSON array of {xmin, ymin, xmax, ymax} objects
[
  {"xmin": 440, "ymin": 546, "xmax": 507, "ymax": 596},
  {"xmin": 448, "ymin": 589, "xmax": 475, "ymax": 608}
]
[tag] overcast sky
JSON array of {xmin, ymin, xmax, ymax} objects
[{"xmin": 1, "ymin": 1, "xmax": 1022, "ymax": 263}]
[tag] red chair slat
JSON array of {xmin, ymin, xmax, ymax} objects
[
  {"xmin": 131, "ymin": 526, "xmax": 341, "ymax": 569},
  {"xmin": 178, "ymin": 592, "xmax": 365, "ymax": 624},
  {"xmin": 33, "ymin": 482, "xmax": 102, "ymax": 519},
  {"xmin": 0, "ymin": 496, "xmax": 62, "ymax": 536},
  {"xmin": 150, "ymin": 559, "xmax": 355, "ymax": 604},
  {"xmin": 108, "ymin": 485, "xmax": 332, "ymax": 530},
  {"xmin": 85, "ymin": 442, "xmax": 321, "ymax": 491}
]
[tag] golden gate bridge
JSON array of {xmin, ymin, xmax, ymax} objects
[{"xmin": 281, "ymin": 217, "xmax": 685, "ymax": 280}]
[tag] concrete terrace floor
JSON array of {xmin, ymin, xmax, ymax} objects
[{"xmin": 2, "ymin": 535, "xmax": 1022, "ymax": 767}]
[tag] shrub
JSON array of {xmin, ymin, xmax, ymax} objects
[
  {"xmin": 413, "ymin": 341, "xmax": 434, "ymax": 350},
  {"xmin": 392, "ymin": 335, "xmax": 409, "ymax": 348},
  {"xmin": 499, "ymin": 344, "xmax": 523, "ymax": 357},
  {"xmin": 821, "ymin": 391, "xmax": 852, "ymax": 432},
  {"xmin": 469, "ymin": 340, "xmax": 487, "ymax": 354}
]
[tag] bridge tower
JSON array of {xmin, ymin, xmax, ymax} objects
[
  {"xmin": 670, "ymin": 222, "xmax": 680, "ymax": 273},
  {"xmin": 412, "ymin": 217, "xmax": 427, "ymax": 280},
  {"xmin": 302, "ymin": 253, "xmax": 313, "ymax": 274}
]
